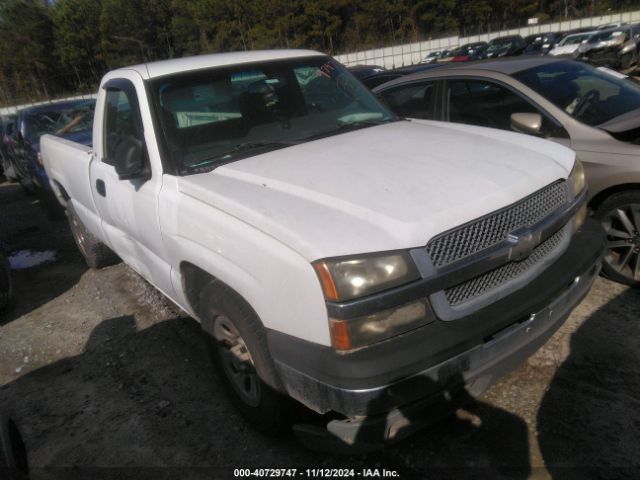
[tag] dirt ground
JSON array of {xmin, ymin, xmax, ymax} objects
[{"xmin": 1, "ymin": 178, "xmax": 639, "ymax": 480}]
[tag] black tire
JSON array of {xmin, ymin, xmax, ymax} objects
[
  {"xmin": 199, "ymin": 281, "xmax": 294, "ymax": 435},
  {"xmin": 593, "ymin": 190, "xmax": 640, "ymax": 286},
  {"xmin": 0, "ymin": 415, "xmax": 28, "ymax": 480},
  {"xmin": 0, "ymin": 252, "xmax": 12, "ymax": 310},
  {"xmin": 66, "ymin": 203, "xmax": 119, "ymax": 269}
]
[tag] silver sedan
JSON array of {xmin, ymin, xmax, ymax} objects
[{"xmin": 374, "ymin": 57, "xmax": 640, "ymax": 285}]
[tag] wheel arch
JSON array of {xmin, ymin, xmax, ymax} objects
[
  {"xmin": 50, "ymin": 179, "xmax": 70, "ymax": 207},
  {"xmin": 179, "ymin": 260, "xmax": 287, "ymax": 392},
  {"xmin": 589, "ymin": 183, "xmax": 640, "ymax": 213},
  {"xmin": 180, "ymin": 261, "xmax": 214, "ymax": 320},
  {"xmin": 179, "ymin": 261, "xmax": 259, "ymax": 324}
]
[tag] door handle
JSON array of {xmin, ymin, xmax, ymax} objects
[{"xmin": 96, "ymin": 179, "xmax": 106, "ymax": 197}]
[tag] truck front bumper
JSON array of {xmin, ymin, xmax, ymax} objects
[{"xmin": 268, "ymin": 219, "xmax": 604, "ymax": 444}]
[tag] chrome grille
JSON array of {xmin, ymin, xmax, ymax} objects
[
  {"xmin": 444, "ymin": 227, "xmax": 568, "ymax": 306},
  {"xmin": 426, "ymin": 181, "xmax": 569, "ymax": 268}
]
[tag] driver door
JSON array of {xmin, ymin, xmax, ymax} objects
[
  {"xmin": 441, "ymin": 78, "xmax": 571, "ymax": 146},
  {"xmin": 89, "ymin": 74, "xmax": 174, "ymax": 299}
]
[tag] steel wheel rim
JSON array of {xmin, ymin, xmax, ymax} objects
[
  {"xmin": 212, "ymin": 315, "xmax": 261, "ymax": 406},
  {"xmin": 70, "ymin": 215, "xmax": 88, "ymax": 257},
  {"xmin": 601, "ymin": 203, "xmax": 640, "ymax": 282}
]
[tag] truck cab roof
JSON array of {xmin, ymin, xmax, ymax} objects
[{"xmin": 121, "ymin": 50, "xmax": 325, "ymax": 80}]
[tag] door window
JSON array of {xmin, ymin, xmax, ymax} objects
[
  {"xmin": 444, "ymin": 79, "xmax": 567, "ymax": 137},
  {"xmin": 378, "ymin": 82, "xmax": 436, "ymax": 119},
  {"xmin": 103, "ymin": 88, "xmax": 144, "ymax": 165}
]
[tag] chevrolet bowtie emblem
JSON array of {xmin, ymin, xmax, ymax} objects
[{"xmin": 507, "ymin": 228, "xmax": 543, "ymax": 261}]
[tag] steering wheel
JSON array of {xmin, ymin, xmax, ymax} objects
[{"xmin": 572, "ymin": 89, "xmax": 600, "ymax": 120}]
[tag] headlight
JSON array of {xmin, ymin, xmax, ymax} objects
[
  {"xmin": 568, "ymin": 158, "xmax": 587, "ymax": 231},
  {"xmin": 313, "ymin": 252, "xmax": 427, "ymax": 351},
  {"xmin": 312, "ymin": 251, "xmax": 420, "ymax": 302},
  {"xmin": 329, "ymin": 299, "xmax": 434, "ymax": 351},
  {"xmin": 568, "ymin": 158, "xmax": 586, "ymax": 198},
  {"xmin": 572, "ymin": 203, "xmax": 588, "ymax": 232}
]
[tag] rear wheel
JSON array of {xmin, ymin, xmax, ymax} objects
[
  {"xmin": 199, "ymin": 281, "xmax": 294, "ymax": 434},
  {"xmin": 66, "ymin": 203, "xmax": 118, "ymax": 268},
  {"xmin": 593, "ymin": 191, "xmax": 640, "ymax": 286}
]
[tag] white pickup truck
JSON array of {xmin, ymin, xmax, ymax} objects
[{"xmin": 41, "ymin": 50, "xmax": 604, "ymax": 448}]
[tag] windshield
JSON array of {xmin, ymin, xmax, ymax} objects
[
  {"xmin": 25, "ymin": 101, "xmax": 95, "ymax": 140},
  {"xmin": 151, "ymin": 56, "xmax": 395, "ymax": 173},
  {"xmin": 559, "ymin": 33, "xmax": 592, "ymax": 46},
  {"xmin": 487, "ymin": 38, "xmax": 514, "ymax": 52},
  {"xmin": 514, "ymin": 61, "xmax": 640, "ymax": 126},
  {"xmin": 590, "ymin": 29, "xmax": 628, "ymax": 42}
]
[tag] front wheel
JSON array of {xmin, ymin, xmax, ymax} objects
[
  {"xmin": 593, "ymin": 191, "xmax": 640, "ymax": 286},
  {"xmin": 200, "ymin": 282, "xmax": 294, "ymax": 434}
]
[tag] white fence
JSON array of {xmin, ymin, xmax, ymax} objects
[
  {"xmin": 0, "ymin": 93, "xmax": 97, "ymax": 116},
  {"xmin": 334, "ymin": 9, "xmax": 640, "ymax": 69}
]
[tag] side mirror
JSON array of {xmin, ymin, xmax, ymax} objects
[
  {"xmin": 113, "ymin": 136, "xmax": 146, "ymax": 180},
  {"xmin": 511, "ymin": 112, "xmax": 543, "ymax": 136}
]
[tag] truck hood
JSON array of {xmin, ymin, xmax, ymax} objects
[{"xmin": 177, "ymin": 120, "xmax": 574, "ymax": 261}]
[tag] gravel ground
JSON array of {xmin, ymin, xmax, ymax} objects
[{"xmin": 1, "ymin": 178, "xmax": 639, "ymax": 480}]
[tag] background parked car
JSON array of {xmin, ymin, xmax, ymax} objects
[
  {"xmin": 1, "ymin": 116, "xmax": 18, "ymax": 182},
  {"xmin": 449, "ymin": 42, "xmax": 488, "ymax": 62},
  {"xmin": 373, "ymin": 57, "xmax": 640, "ymax": 285},
  {"xmin": 482, "ymin": 35, "xmax": 526, "ymax": 58},
  {"xmin": 549, "ymin": 31, "xmax": 597, "ymax": 57},
  {"xmin": 10, "ymin": 99, "xmax": 95, "ymax": 218},
  {"xmin": 436, "ymin": 49, "xmax": 458, "ymax": 63},
  {"xmin": 524, "ymin": 32, "xmax": 564, "ymax": 55},
  {"xmin": 359, "ymin": 63, "xmax": 443, "ymax": 89},
  {"xmin": 597, "ymin": 22, "xmax": 628, "ymax": 30},
  {"xmin": 347, "ymin": 64, "xmax": 385, "ymax": 80},
  {"xmin": 422, "ymin": 50, "xmax": 445, "ymax": 63},
  {"xmin": 577, "ymin": 25, "xmax": 640, "ymax": 69}
]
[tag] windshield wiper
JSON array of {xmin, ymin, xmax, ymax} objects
[
  {"xmin": 335, "ymin": 118, "xmax": 394, "ymax": 131},
  {"xmin": 298, "ymin": 118, "xmax": 397, "ymax": 144},
  {"xmin": 188, "ymin": 140, "xmax": 301, "ymax": 169}
]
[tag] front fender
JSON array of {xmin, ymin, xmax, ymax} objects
[{"xmin": 160, "ymin": 190, "xmax": 331, "ymax": 346}]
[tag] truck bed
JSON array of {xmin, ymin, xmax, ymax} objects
[{"xmin": 40, "ymin": 134, "xmax": 100, "ymax": 236}]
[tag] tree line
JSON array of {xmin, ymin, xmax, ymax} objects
[{"xmin": 0, "ymin": 0, "xmax": 637, "ymax": 106}]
